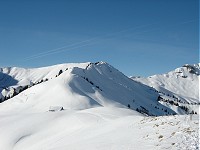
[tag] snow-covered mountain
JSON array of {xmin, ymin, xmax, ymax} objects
[
  {"xmin": 0, "ymin": 62, "xmax": 199, "ymax": 150},
  {"xmin": 131, "ymin": 63, "xmax": 199, "ymax": 115},
  {"xmin": 0, "ymin": 61, "xmax": 176, "ymax": 116}
]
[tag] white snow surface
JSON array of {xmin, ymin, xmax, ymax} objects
[
  {"xmin": 0, "ymin": 61, "xmax": 174, "ymax": 115},
  {"xmin": 0, "ymin": 62, "xmax": 199, "ymax": 150},
  {"xmin": 132, "ymin": 64, "xmax": 199, "ymax": 103},
  {"xmin": 0, "ymin": 108, "xmax": 198, "ymax": 150}
]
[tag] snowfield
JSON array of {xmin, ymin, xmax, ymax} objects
[
  {"xmin": 0, "ymin": 62, "xmax": 199, "ymax": 150},
  {"xmin": 0, "ymin": 108, "xmax": 198, "ymax": 150}
]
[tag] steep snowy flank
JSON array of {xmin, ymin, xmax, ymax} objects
[
  {"xmin": 0, "ymin": 62, "xmax": 175, "ymax": 116},
  {"xmin": 132, "ymin": 63, "xmax": 199, "ymax": 114},
  {"xmin": 0, "ymin": 63, "xmax": 88, "ymax": 100}
]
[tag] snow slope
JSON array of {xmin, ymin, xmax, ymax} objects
[
  {"xmin": 0, "ymin": 62, "xmax": 175, "ymax": 116},
  {"xmin": 132, "ymin": 64, "xmax": 199, "ymax": 103},
  {"xmin": 0, "ymin": 62, "xmax": 199, "ymax": 150},
  {"xmin": 0, "ymin": 108, "xmax": 198, "ymax": 150},
  {"xmin": 132, "ymin": 63, "xmax": 199, "ymax": 114}
]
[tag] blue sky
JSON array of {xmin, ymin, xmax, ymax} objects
[{"xmin": 0, "ymin": 0, "xmax": 198, "ymax": 76}]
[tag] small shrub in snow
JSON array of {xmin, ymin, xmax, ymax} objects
[
  {"xmin": 58, "ymin": 70, "xmax": 63, "ymax": 76},
  {"xmin": 89, "ymin": 81, "xmax": 94, "ymax": 85},
  {"xmin": 158, "ymin": 135, "xmax": 163, "ymax": 139}
]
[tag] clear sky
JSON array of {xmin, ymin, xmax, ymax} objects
[{"xmin": 0, "ymin": 0, "xmax": 199, "ymax": 77}]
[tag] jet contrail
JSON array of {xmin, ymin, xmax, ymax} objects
[
  {"xmin": 23, "ymin": 38, "xmax": 99, "ymax": 60},
  {"xmin": 116, "ymin": 19, "xmax": 199, "ymax": 39},
  {"xmin": 23, "ymin": 42, "xmax": 100, "ymax": 61},
  {"xmin": 22, "ymin": 23, "xmax": 157, "ymax": 61},
  {"xmin": 22, "ymin": 19, "xmax": 198, "ymax": 61}
]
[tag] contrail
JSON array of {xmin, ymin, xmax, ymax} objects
[
  {"xmin": 102, "ymin": 19, "xmax": 199, "ymax": 41},
  {"xmin": 22, "ymin": 19, "xmax": 198, "ymax": 61},
  {"xmin": 22, "ymin": 23, "xmax": 157, "ymax": 61},
  {"xmin": 23, "ymin": 42, "xmax": 99, "ymax": 60},
  {"xmin": 23, "ymin": 38, "xmax": 98, "ymax": 60}
]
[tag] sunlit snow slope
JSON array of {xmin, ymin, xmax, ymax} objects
[
  {"xmin": 0, "ymin": 62, "xmax": 199, "ymax": 150},
  {"xmin": 0, "ymin": 108, "xmax": 198, "ymax": 150},
  {"xmin": 132, "ymin": 64, "xmax": 199, "ymax": 114},
  {"xmin": 0, "ymin": 62, "xmax": 175, "ymax": 116}
]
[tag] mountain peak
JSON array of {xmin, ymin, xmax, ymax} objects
[
  {"xmin": 132, "ymin": 63, "xmax": 199, "ymax": 115},
  {"xmin": 0, "ymin": 61, "xmax": 177, "ymax": 116},
  {"xmin": 181, "ymin": 63, "xmax": 200, "ymax": 75}
]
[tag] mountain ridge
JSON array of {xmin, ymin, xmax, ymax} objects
[
  {"xmin": 131, "ymin": 63, "xmax": 199, "ymax": 114},
  {"xmin": 0, "ymin": 61, "xmax": 177, "ymax": 116},
  {"xmin": 0, "ymin": 62, "xmax": 199, "ymax": 150}
]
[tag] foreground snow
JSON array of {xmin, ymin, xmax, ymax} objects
[{"xmin": 0, "ymin": 107, "xmax": 198, "ymax": 150}]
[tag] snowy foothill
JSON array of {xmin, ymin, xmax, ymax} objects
[{"xmin": 0, "ymin": 61, "xmax": 199, "ymax": 150}]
